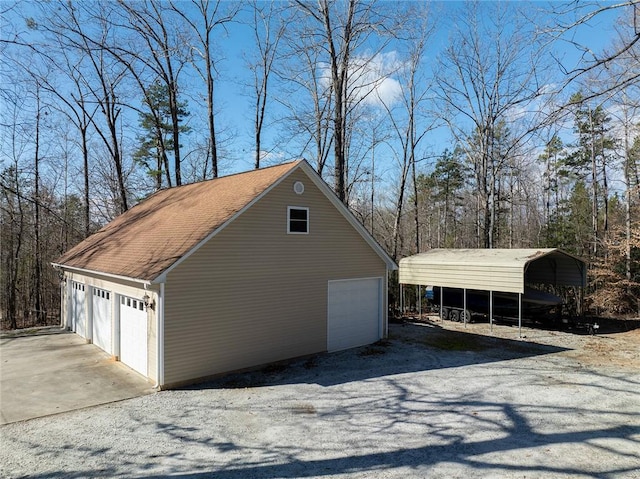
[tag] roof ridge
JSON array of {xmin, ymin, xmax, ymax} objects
[
  {"xmin": 153, "ymin": 160, "xmax": 302, "ymax": 193},
  {"xmin": 126, "ymin": 160, "xmax": 303, "ymax": 215}
]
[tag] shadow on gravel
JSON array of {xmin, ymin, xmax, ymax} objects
[
  {"xmin": 148, "ymin": 425, "xmax": 640, "ymax": 479},
  {"xmin": 13, "ymin": 323, "xmax": 640, "ymax": 479},
  {"xmin": 186, "ymin": 322, "xmax": 569, "ymax": 389},
  {"xmin": 21, "ymin": 415, "xmax": 640, "ymax": 479}
]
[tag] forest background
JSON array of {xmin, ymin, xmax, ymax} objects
[{"xmin": 1, "ymin": 0, "xmax": 639, "ymax": 329}]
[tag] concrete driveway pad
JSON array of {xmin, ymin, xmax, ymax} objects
[{"xmin": 0, "ymin": 329, "xmax": 154, "ymax": 424}]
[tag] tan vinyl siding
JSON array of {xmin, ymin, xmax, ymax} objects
[{"xmin": 164, "ymin": 169, "xmax": 386, "ymax": 384}]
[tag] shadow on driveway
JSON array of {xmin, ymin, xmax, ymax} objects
[{"xmin": 193, "ymin": 321, "xmax": 570, "ymax": 390}]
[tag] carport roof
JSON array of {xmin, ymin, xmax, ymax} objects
[{"xmin": 399, "ymin": 248, "xmax": 587, "ymax": 294}]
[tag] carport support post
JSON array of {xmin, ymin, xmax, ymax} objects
[
  {"xmin": 418, "ymin": 285, "xmax": 421, "ymax": 319},
  {"xmin": 399, "ymin": 283, "xmax": 403, "ymax": 316},
  {"xmin": 489, "ymin": 291, "xmax": 493, "ymax": 333},
  {"xmin": 463, "ymin": 288, "xmax": 467, "ymax": 328},
  {"xmin": 440, "ymin": 287, "xmax": 443, "ymax": 323},
  {"xmin": 518, "ymin": 293, "xmax": 522, "ymax": 338}
]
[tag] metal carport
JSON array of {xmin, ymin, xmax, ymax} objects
[{"xmin": 398, "ymin": 248, "xmax": 587, "ymax": 336}]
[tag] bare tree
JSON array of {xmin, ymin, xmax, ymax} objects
[
  {"xmin": 38, "ymin": 1, "xmax": 130, "ymax": 213},
  {"xmin": 292, "ymin": 0, "xmax": 394, "ymax": 203},
  {"xmin": 620, "ymin": 101, "xmax": 639, "ymax": 284},
  {"xmin": 377, "ymin": 7, "xmax": 435, "ymax": 259},
  {"xmin": 0, "ymin": 166, "xmax": 24, "ymax": 330},
  {"xmin": 278, "ymin": 25, "xmax": 334, "ymax": 175},
  {"xmin": 115, "ymin": 0, "xmax": 189, "ymax": 186},
  {"xmin": 436, "ymin": 2, "xmax": 547, "ymax": 248},
  {"xmin": 170, "ymin": 0, "xmax": 238, "ymax": 178},
  {"xmin": 248, "ymin": 0, "xmax": 285, "ymax": 169},
  {"xmin": 606, "ymin": 89, "xmax": 640, "ymax": 286},
  {"xmin": 545, "ymin": 1, "xmax": 640, "ymax": 101},
  {"xmin": 36, "ymin": 49, "xmax": 98, "ymax": 237}
]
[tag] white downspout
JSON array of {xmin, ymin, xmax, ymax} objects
[
  {"xmin": 153, "ymin": 282, "xmax": 165, "ymax": 390},
  {"xmin": 60, "ymin": 271, "xmax": 67, "ymax": 329}
]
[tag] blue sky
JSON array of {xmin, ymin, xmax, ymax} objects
[
  {"xmin": 207, "ymin": 1, "xmax": 621, "ymax": 175},
  {"xmin": 0, "ymin": 0, "xmax": 626, "ymax": 195}
]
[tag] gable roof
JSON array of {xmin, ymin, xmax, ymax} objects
[
  {"xmin": 54, "ymin": 160, "xmax": 396, "ymax": 283},
  {"xmin": 54, "ymin": 161, "xmax": 301, "ymax": 282}
]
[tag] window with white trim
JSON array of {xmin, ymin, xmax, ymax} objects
[{"xmin": 287, "ymin": 206, "xmax": 309, "ymax": 234}]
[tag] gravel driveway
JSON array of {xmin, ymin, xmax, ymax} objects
[{"xmin": 1, "ymin": 320, "xmax": 639, "ymax": 478}]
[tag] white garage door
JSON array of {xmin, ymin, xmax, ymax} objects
[
  {"xmin": 92, "ymin": 288, "xmax": 112, "ymax": 353},
  {"xmin": 71, "ymin": 281, "xmax": 87, "ymax": 338},
  {"xmin": 328, "ymin": 277, "xmax": 382, "ymax": 352},
  {"xmin": 119, "ymin": 296, "xmax": 148, "ymax": 377}
]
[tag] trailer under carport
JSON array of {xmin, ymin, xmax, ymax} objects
[{"xmin": 399, "ymin": 248, "xmax": 587, "ymax": 336}]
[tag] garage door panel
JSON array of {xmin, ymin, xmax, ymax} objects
[
  {"xmin": 71, "ymin": 281, "xmax": 86, "ymax": 338},
  {"xmin": 119, "ymin": 296, "xmax": 148, "ymax": 377},
  {"xmin": 328, "ymin": 278, "xmax": 381, "ymax": 352},
  {"xmin": 92, "ymin": 288, "xmax": 112, "ymax": 353}
]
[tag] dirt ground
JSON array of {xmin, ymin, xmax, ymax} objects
[
  {"xmin": 1, "ymin": 319, "xmax": 639, "ymax": 478},
  {"xmin": 404, "ymin": 314, "xmax": 640, "ymax": 370}
]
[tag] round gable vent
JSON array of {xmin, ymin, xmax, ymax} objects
[{"xmin": 293, "ymin": 181, "xmax": 305, "ymax": 195}]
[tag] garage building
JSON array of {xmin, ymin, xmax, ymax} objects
[{"xmin": 54, "ymin": 160, "xmax": 397, "ymax": 388}]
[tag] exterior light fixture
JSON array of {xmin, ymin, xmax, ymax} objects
[{"xmin": 143, "ymin": 293, "xmax": 154, "ymax": 311}]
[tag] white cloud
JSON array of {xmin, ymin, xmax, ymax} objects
[
  {"xmin": 353, "ymin": 51, "xmax": 403, "ymax": 107},
  {"xmin": 319, "ymin": 51, "xmax": 404, "ymax": 109}
]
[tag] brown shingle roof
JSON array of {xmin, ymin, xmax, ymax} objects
[{"xmin": 54, "ymin": 161, "xmax": 301, "ymax": 281}]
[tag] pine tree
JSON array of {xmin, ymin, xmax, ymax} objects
[
  {"xmin": 430, "ymin": 149, "xmax": 465, "ymax": 247},
  {"xmin": 134, "ymin": 81, "xmax": 190, "ymax": 190},
  {"xmin": 566, "ymin": 92, "xmax": 615, "ymax": 256}
]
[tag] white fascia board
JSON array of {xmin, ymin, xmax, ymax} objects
[
  {"xmin": 152, "ymin": 165, "xmax": 300, "ymax": 284},
  {"xmin": 298, "ymin": 161, "xmax": 398, "ymax": 271},
  {"xmin": 51, "ymin": 263, "xmax": 153, "ymax": 286}
]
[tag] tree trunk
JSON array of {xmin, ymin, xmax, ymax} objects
[
  {"xmin": 412, "ymin": 147, "xmax": 419, "ymax": 254},
  {"xmin": 321, "ymin": 0, "xmax": 355, "ymax": 204},
  {"xmin": 208, "ymin": 56, "xmax": 218, "ymax": 178},
  {"xmin": 108, "ymin": 98, "xmax": 128, "ymax": 213},
  {"xmin": 33, "ymin": 92, "xmax": 44, "ymax": 324},
  {"xmin": 624, "ymin": 120, "xmax": 632, "ymax": 282},
  {"xmin": 168, "ymin": 79, "xmax": 181, "ymax": 186},
  {"xmin": 589, "ymin": 108, "xmax": 598, "ymax": 256}
]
